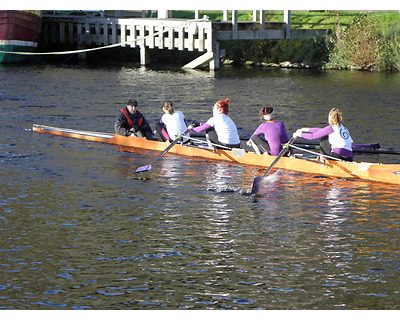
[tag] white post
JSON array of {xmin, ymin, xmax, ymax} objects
[
  {"xmin": 232, "ymin": 10, "xmax": 238, "ymax": 39},
  {"xmin": 260, "ymin": 10, "xmax": 265, "ymax": 39},
  {"xmin": 140, "ymin": 26, "xmax": 149, "ymax": 66},
  {"xmin": 195, "ymin": 10, "xmax": 199, "ymax": 19},
  {"xmin": 253, "ymin": 10, "xmax": 257, "ymax": 21},
  {"xmin": 209, "ymin": 41, "xmax": 220, "ymax": 71},
  {"xmin": 158, "ymin": 10, "xmax": 171, "ymax": 19},
  {"xmin": 284, "ymin": 10, "xmax": 291, "ymax": 39},
  {"xmin": 223, "ymin": 10, "xmax": 229, "ymax": 21},
  {"xmin": 140, "ymin": 45, "xmax": 150, "ymax": 66}
]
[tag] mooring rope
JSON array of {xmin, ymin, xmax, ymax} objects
[{"xmin": 0, "ymin": 32, "xmax": 162, "ymax": 56}]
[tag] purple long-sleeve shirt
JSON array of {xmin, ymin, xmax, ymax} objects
[{"xmin": 250, "ymin": 121, "xmax": 289, "ymax": 156}]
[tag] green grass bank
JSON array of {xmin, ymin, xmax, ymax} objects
[{"xmin": 172, "ymin": 10, "xmax": 400, "ymax": 71}]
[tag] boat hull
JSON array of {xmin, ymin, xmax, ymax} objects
[
  {"xmin": 32, "ymin": 124, "xmax": 400, "ymax": 185},
  {"xmin": 0, "ymin": 10, "xmax": 42, "ymax": 63}
]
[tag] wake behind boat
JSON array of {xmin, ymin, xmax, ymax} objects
[{"xmin": 32, "ymin": 124, "xmax": 400, "ymax": 186}]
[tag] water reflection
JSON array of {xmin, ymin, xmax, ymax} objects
[{"xmin": 1, "ymin": 64, "xmax": 400, "ymax": 309}]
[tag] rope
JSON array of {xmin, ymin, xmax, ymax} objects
[{"xmin": 0, "ymin": 32, "xmax": 161, "ymax": 56}]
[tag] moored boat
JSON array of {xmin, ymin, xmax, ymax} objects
[
  {"xmin": 0, "ymin": 10, "xmax": 42, "ymax": 63},
  {"xmin": 32, "ymin": 124, "xmax": 400, "ymax": 185}
]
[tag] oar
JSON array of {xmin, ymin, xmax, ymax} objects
[
  {"xmin": 251, "ymin": 137, "xmax": 296, "ymax": 195},
  {"xmin": 135, "ymin": 128, "xmax": 191, "ymax": 173}
]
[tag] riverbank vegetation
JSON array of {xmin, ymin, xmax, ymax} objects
[{"xmin": 173, "ymin": 10, "xmax": 400, "ymax": 71}]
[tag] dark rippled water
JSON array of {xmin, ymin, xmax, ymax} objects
[{"xmin": 0, "ymin": 63, "xmax": 399, "ymax": 310}]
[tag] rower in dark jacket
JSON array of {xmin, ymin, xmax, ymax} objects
[{"xmin": 114, "ymin": 99, "xmax": 154, "ymax": 140}]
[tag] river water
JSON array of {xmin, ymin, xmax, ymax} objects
[{"xmin": 0, "ymin": 63, "xmax": 399, "ymax": 310}]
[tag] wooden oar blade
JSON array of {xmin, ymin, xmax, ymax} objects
[
  {"xmin": 251, "ymin": 176, "xmax": 263, "ymax": 195},
  {"xmin": 135, "ymin": 164, "xmax": 152, "ymax": 173}
]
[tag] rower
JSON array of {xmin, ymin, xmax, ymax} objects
[
  {"xmin": 293, "ymin": 108, "xmax": 354, "ymax": 161},
  {"xmin": 188, "ymin": 98, "xmax": 241, "ymax": 149},
  {"xmin": 154, "ymin": 100, "xmax": 190, "ymax": 143},
  {"xmin": 246, "ymin": 106, "xmax": 289, "ymax": 155},
  {"xmin": 114, "ymin": 99, "xmax": 154, "ymax": 140}
]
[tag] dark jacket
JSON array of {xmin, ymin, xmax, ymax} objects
[{"xmin": 114, "ymin": 108, "xmax": 153, "ymax": 139}]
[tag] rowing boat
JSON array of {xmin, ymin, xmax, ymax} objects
[{"xmin": 32, "ymin": 124, "xmax": 400, "ymax": 185}]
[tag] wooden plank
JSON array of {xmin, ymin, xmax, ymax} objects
[
  {"xmin": 178, "ymin": 27, "xmax": 184, "ymax": 50},
  {"xmin": 129, "ymin": 23, "xmax": 137, "ymax": 47},
  {"xmin": 111, "ymin": 22, "xmax": 117, "ymax": 44},
  {"xmin": 121, "ymin": 23, "xmax": 126, "ymax": 46},
  {"xmin": 68, "ymin": 23, "xmax": 74, "ymax": 44},
  {"xmin": 85, "ymin": 22, "xmax": 90, "ymax": 44},
  {"xmin": 183, "ymin": 51, "xmax": 214, "ymax": 68},
  {"xmin": 59, "ymin": 22, "xmax": 65, "ymax": 44},
  {"xmin": 95, "ymin": 22, "xmax": 101, "ymax": 45},
  {"xmin": 198, "ymin": 27, "xmax": 205, "ymax": 51},
  {"xmin": 205, "ymin": 27, "xmax": 213, "ymax": 51},
  {"xmin": 232, "ymin": 10, "xmax": 238, "ymax": 39},
  {"xmin": 103, "ymin": 23, "xmax": 108, "ymax": 45},
  {"xmin": 50, "ymin": 22, "xmax": 57, "ymax": 43},
  {"xmin": 158, "ymin": 25, "xmax": 164, "ymax": 49},
  {"xmin": 76, "ymin": 22, "xmax": 82, "ymax": 45},
  {"xmin": 259, "ymin": 10, "xmax": 265, "ymax": 39},
  {"xmin": 167, "ymin": 26, "xmax": 174, "ymax": 50},
  {"xmin": 139, "ymin": 25, "xmax": 145, "ymax": 47},
  {"xmin": 148, "ymin": 25, "xmax": 155, "ymax": 49},
  {"xmin": 187, "ymin": 24, "xmax": 195, "ymax": 51}
]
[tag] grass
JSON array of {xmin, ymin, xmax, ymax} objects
[{"xmin": 172, "ymin": 10, "xmax": 400, "ymax": 30}]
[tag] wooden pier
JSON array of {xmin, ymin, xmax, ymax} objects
[{"xmin": 40, "ymin": 10, "xmax": 326, "ymax": 70}]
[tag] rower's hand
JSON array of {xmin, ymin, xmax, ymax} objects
[
  {"xmin": 188, "ymin": 121, "xmax": 200, "ymax": 130},
  {"xmin": 293, "ymin": 129, "xmax": 303, "ymax": 138}
]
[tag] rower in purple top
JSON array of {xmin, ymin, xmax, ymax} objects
[
  {"xmin": 293, "ymin": 107, "xmax": 354, "ymax": 161},
  {"xmin": 246, "ymin": 107, "xmax": 289, "ymax": 155}
]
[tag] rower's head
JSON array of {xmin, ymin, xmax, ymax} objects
[
  {"xmin": 213, "ymin": 98, "xmax": 230, "ymax": 115},
  {"xmin": 328, "ymin": 108, "xmax": 343, "ymax": 126},
  {"xmin": 259, "ymin": 107, "xmax": 276, "ymax": 121},
  {"xmin": 161, "ymin": 101, "xmax": 174, "ymax": 115},
  {"xmin": 127, "ymin": 100, "xmax": 138, "ymax": 114}
]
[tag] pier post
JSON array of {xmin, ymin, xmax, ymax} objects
[
  {"xmin": 223, "ymin": 10, "xmax": 229, "ymax": 21},
  {"xmin": 209, "ymin": 41, "xmax": 220, "ymax": 71},
  {"xmin": 232, "ymin": 10, "xmax": 238, "ymax": 39},
  {"xmin": 284, "ymin": 10, "xmax": 291, "ymax": 39},
  {"xmin": 140, "ymin": 45, "xmax": 150, "ymax": 66}
]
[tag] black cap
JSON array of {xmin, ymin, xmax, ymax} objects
[{"xmin": 127, "ymin": 99, "xmax": 138, "ymax": 106}]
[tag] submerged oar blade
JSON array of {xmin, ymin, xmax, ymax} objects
[
  {"xmin": 251, "ymin": 176, "xmax": 263, "ymax": 195},
  {"xmin": 135, "ymin": 164, "xmax": 152, "ymax": 173}
]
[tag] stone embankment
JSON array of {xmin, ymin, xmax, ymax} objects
[{"xmin": 222, "ymin": 59, "xmax": 324, "ymax": 69}]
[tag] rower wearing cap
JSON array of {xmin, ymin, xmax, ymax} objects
[{"xmin": 115, "ymin": 99, "xmax": 154, "ymax": 140}]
